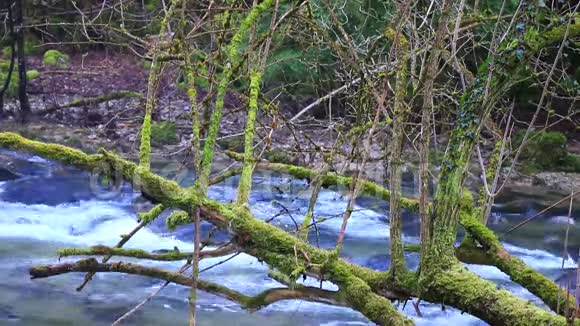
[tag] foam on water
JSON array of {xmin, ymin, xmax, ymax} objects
[
  {"xmin": 0, "ymin": 199, "xmax": 193, "ymax": 251},
  {"xmin": 504, "ymin": 243, "xmax": 577, "ymax": 269},
  {"xmin": 250, "ymin": 189, "xmax": 391, "ymax": 239}
]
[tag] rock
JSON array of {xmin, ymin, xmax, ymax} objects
[
  {"xmin": 0, "ymin": 167, "xmax": 19, "ymax": 181},
  {"xmin": 1, "ymin": 174, "xmax": 94, "ymax": 205},
  {"xmin": 0, "ymin": 151, "xmax": 48, "ymax": 179}
]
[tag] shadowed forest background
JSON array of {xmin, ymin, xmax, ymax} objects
[{"xmin": 0, "ymin": 0, "xmax": 579, "ymax": 325}]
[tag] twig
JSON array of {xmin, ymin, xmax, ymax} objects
[
  {"xmin": 111, "ymin": 262, "xmax": 191, "ymax": 326},
  {"xmin": 502, "ymin": 190, "xmax": 580, "ymax": 236}
]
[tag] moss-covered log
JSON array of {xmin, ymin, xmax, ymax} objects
[
  {"xmin": 461, "ymin": 212, "xmax": 577, "ymax": 318},
  {"xmin": 420, "ymin": 261, "xmax": 577, "ymax": 326},
  {"xmin": 225, "ymin": 150, "xmax": 420, "ymax": 212},
  {"xmin": 34, "ymin": 91, "xmax": 143, "ymax": 116},
  {"xmin": 2, "ymin": 132, "xmax": 576, "ymax": 325},
  {"xmin": 29, "ymin": 258, "xmax": 345, "ymax": 312},
  {"xmin": 57, "ymin": 245, "xmax": 236, "ymax": 261}
]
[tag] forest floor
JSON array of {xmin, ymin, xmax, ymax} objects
[{"xmin": 1, "ymin": 49, "xmax": 579, "ymax": 197}]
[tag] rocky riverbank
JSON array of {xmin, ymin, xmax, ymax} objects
[{"xmin": 1, "ymin": 50, "xmax": 579, "ymax": 198}]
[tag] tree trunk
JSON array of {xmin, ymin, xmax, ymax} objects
[
  {"xmin": 0, "ymin": 4, "xmax": 16, "ymax": 118},
  {"xmin": 14, "ymin": 0, "xmax": 30, "ymax": 123}
]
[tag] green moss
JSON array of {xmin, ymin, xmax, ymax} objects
[
  {"xmin": 150, "ymin": 121, "xmax": 179, "ymax": 146},
  {"xmin": 513, "ymin": 131, "xmax": 579, "ymax": 173},
  {"xmin": 137, "ymin": 204, "xmax": 166, "ymax": 224},
  {"xmin": 560, "ymin": 154, "xmax": 580, "ymax": 173},
  {"xmin": 236, "ymin": 71, "xmax": 262, "ymax": 204},
  {"xmin": 58, "ymin": 245, "xmax": 190, "ymax": 261},
  {"xmin": 42, "ymin": 49, "xmax": 70, "ymax": 68},
  {"xmin": 1, "ymin": 47, "xmax": 11, "ymax": 58},
  {"xmin": 0, "ymin": 132, "xmax": 99, "ymax": 168},
  {"xmin": 144, "ymin": 0, "xmax": 159, "ymax": 11},
  {"xmin": 226, "ymin": 150, "xmax": 421, "ymax": 212},
  {"xmin": 264, "ymin": 148, "xmax": 298, "ymax": 165},
  {"xmin": 460, "ymin": 211, "xmax": 577, "ymax": 318},
  {"xmin": 166, "ymin": 210, "xmax": 191, "ymax": 230},
  {"xmin": 0, "ymin": 59, "xmax": 40, "ymax": 97},
  {"xmin": 196, "ymin": 0, "xmax": 277, "ymax": 194},
  {"xmin": 2, "ymin": 38, "xmax": 40, "ymax": 58},
  {"xmin": 26, "ymin": 69, "xmax": 40, "ymax": 80},
  {"xmin": 421, "ymin": 262, "xmax": 571, "ymax": 326}
]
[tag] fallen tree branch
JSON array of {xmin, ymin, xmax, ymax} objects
[
  {"xmin": 35, "ymin": 90, "xmax": 143, "ymax": 116},
  {"xmin": 57, "ymin": 245, "xmax": 238, "ymax": 261},
  {"xmin": 3, "ymin": 132, "xmax": 573, "ymax": 325},
  {"xmin": 29, "ymin": 258, "xmax": 345, "ymax": 311},
  {"xmin": 460, "ymin": 212, "xmax": 577, "ymax": 319},
  {"xmin": 225, "ymin": 150, "xmax": 420, "ymax": 212},
  {"xmin": 0, "ymin": 132, "xmax": 412, "ymax": 325}
]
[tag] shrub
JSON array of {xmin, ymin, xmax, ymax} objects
[
  {"xmin": 150, "ymin": 121, "xmax": 179, "ymax": 146},
  {"xmin": 42, "ymin": 49, "xmax": 70, "ymax": 68},
  {"xmin": 513, "ymin": 131, "xmax": 579, "ymax": 172},
  {"xmin": 0, "ymin": 59, "xmax": 41, "ymax": 97},
  {"xmin": 26, "ymin": 70, "xmax": 40, "ymax": 80}
]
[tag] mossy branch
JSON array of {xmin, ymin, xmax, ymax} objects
[
  {"xmin": 420, "ymin": 261, "xmax": 577, "ymax": 326},
  {"xmin": 225, "ymin": 150, "xmax": 420, "ymax": 212},
  {"xmin": 29, "ymin": 258, "xmax": 345, "ymax": 312},
  {"xmin": 460, "ymin": 212, "xmax": 577, "ymax": 319},
  {"xmin": 196, "ymin": 0, "xmax": 278, "ymax": 193},
  {"xmin": 236, "ymin": 71, "xmax": 262, "ymax": 204},
  {"xmin": 3, "ymin": 132, "xmax": 573, "ymax": 325},
  {"xmin": 57, "ymin": 245, "xmax": 237, "ymax": 261}
]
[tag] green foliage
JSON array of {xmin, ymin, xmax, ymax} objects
[
  {"xmin": 0, "ymin": 58, "xmax": 41, "ymax": 97},
  {"xmin": 150, "ymin": 121, "xmax": 179, "ymax": 146},
  {"xmin": 1, "ymin": 47, "xmax": 11, "ymax": 58},
  {"xmin": 42, "ymin": 49, "xmax": 70, "ymax": 68},
  {"xmin": 263, "ymin": 47, "xmax": 326, "ymax": 97},
  {"xmin": 513, "ymin": 131, "xmax": 579, "ymax": 173},
  {"xmin": 1, "ymin": 37, "xmax": 41, "ymax": 58},
  {"xmin": 26, "ymin": 70, "xmax": 40, "ymax": 80},
  {"xmin": 560, "ymin": 154, "xmax": 580, "ymax": 173}
]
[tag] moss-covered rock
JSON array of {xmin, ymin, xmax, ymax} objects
[
  {"xmin": 26, "ymin": 70, "xmax": 40, "ymax": 80},
  {"xmin": 150, "ymin": 121, "xmax": 179, "ymax": 146},
  {"xmin": 42, "ymin": 49, "xmax": 70, "ymax": 68}
]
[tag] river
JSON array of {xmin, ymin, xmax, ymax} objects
[{"xmin": 0, "ymin": 149, "xmax": 577, "ymax": 325}]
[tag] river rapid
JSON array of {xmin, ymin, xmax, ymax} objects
[{"xmin": 0, "ymin": 149, "xmax": 577, "ymax": 325}]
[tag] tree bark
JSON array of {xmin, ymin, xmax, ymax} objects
[
  {"xmin": 14, "ymin": 0, "xmax": 30, "ymax": 123},
  {"xmin": 0, "ymin": 3, "xmax": 16, "ymax": 118}
]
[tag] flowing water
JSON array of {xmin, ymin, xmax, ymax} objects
[{"xmin": 0, "ymin": 149, "xmax": 578, "ymax": 325}]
